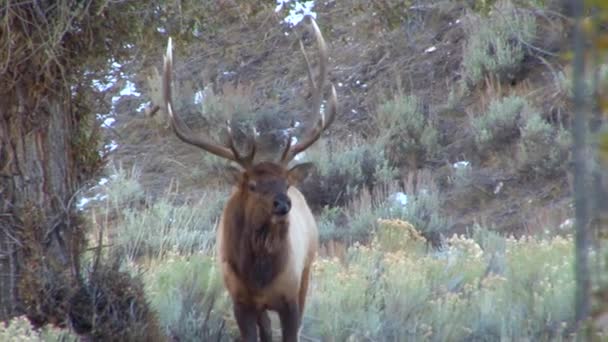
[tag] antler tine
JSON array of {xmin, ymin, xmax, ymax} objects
[
  {"xmin": 281, "ymin": 16, "xmax": 337, "ymax": 165},
  {"xmin": 163, "ymin": 37, "xmax": 240, "ymax": 163},
  {"xmin": 280, "ymin": 131, "xmax": 293, "ymax": 162},
  {"xmin": 302, "ymin": 16, "xmax": 326, "ymax": 122},
  {"xmin": 298, "ymin": 38, "xmax": 316, "ymax": 91},
  {"xmin": 225, "ymin": 120, "xmax": 257, "ymax": 168}
]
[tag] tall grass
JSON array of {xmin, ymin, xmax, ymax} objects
[
  {"xmin": 144, "ymin": 252, "xmax": 231, "ymax": 341},
  {"xmin": 87, "ymin": 163, "xmax": 227, "ymax": 261}
]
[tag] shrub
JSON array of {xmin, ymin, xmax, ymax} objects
[
  {"xmin": 374, "ymin": 94, "xmax": 439, "ymax": 168},
  {"xmin": 0, "ymin": 316, "xmax": 78, "ymax": 342},
  {"xmin": 462, "ymin": 1, "xmax": 537, "ymax": 86},
  {"xmin": 450, "ymin": 161, "xmax": 474, "ymax": 189},
  {"xmin": 299, "ymin": 138, "xmax": 396, "ymax": 210},
  {"xmin": 347, "ymin": 200, "xmax": 393, "ymax": 243},
  {"xmin": 558, "ymin": 63, "xmax": 608, "ymax": 99},
  {"xmin": 110, "ymin": 189, "xmax": 225, "ymax": 260},
  {"xmin": 517, "ymin": 113, "xmax": 571, "ymax": 178},
  {"xmin": 472, "ymin": 95, "xmax": 527, "ymax": 151},
  {"xmin": 306, "ymin": 223, "xmax": 577, "ymax": 341},
  {"xmin": 68, "ymin": 263, "xmax": 163, "ymax": 341},
  {"xmin": 144, "ymin": 253, "xmax": 230, "ymax": 341},
  {"xmin": 317, "ymin": 206, "xmax": 346, "ymax": 242},
  {"xmin": 387, "ymin": 186, "xmax": 451, "ymax": 243},
  {"xmin": 108, "ymin": 165, "xmax": 146, "ymax": 200},
  {"xmin": 374, "ymin": 219, "xmax": 427, "ymax": 254},
  {"xmin": 90, "ymin": 164, "xmax": 226, "ymax": 260},
  {"xmin": 315, "ymin": 186, "xmax": 400, "ymax": 244}
]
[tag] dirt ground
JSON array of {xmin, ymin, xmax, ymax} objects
[{"xmin": 106, "ymin": 1, "xmax": 576, "ymax": 239}]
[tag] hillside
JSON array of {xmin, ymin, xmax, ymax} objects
[
  {"xmin": 104, "ymin": 0, "xmax": 576, "ymax": 241},
  {"xmin": 3, "ymin": 0, "xmax": 607, "ymax": 340}
]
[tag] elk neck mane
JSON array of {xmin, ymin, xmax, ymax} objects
[
  {"xmin": 162, "ymin": 15, "xmax": 336, "ymax": 341},
  {"xmin": 224, "ymin": 163, "xmax": 291, "ymax": 290}
]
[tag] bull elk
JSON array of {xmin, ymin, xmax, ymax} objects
[{"xmin": 162, "ymin": 15, "xmax": 337, "ymax": 342}]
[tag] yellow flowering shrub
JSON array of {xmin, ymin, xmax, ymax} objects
[
  {"xmin": 0, "ymin": 316, "xmax": 77, "ymax": 342},
  {"xmin": 305, "ymin": 221, "xmax": 578, "ymax": 341},
  {"xmin": 375, "ymin": 219, "xmax": 426, "ymax": 253}
]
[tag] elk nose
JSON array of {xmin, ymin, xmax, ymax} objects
[{"xmin": 273, "ymin": 194, "xmax": 291, "ymax": 216}]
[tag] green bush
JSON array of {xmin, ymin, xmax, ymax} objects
[
  {"xmin": 374, "ymin": 94, "xmax": 439, "ymax": 168},
  {"xmin": 558, "ymin": 63, "xmax": 608, "ymax": 99},
  {"xmin": 450, "ymin": 161, "xmax": 474, "ymax": 189},
  {"xmin": 300, "ymin": 139, "xmax": 396, "ymax": 210},
  {"xmin": 317, "ymin": 197, "xmax": 394, "ymax": 244},
  {"xmin": 472, "ymin": 95, "xmax": 527, "ymax": 151},
  {"xmin": 317, "ymin": 206, "xmax": 346, "ymax": 242},
  {"xmin": 347, "ymin": 201, "xmax": 393, "ymax": 243},
  {"xmin": 103, "ymin": 163, "xmax": 145, "ymax": 207},
  {"xmin": 517, "ymin": 114, "xmax": 571, "ymax": 178},
  {"xmin": 305, "ymin": 220, "xmax": 577, "ymax": 341},
  {"xmin": 462, "ymin": 1, "xmax": 537, "ymax": 86},
  {"xmin": 387, "ymin": 187, "xmax": 451, "ymax": 240},
  {"xmin": 0, "ymin": 316, "xmax": 78, "ymax": 342},
  {"xmin": 112, "ymin": 189, "xmax": 225, "ymax": 260},
  {"xmin": 144, "ymin": 253, "xmax": 230, "ymax": 341}
]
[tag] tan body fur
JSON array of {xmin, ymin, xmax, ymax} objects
[
  {"xmin": 217, "ymin": 186, "xmax": 318, "ymax": 313},
  {"xmin": 161, "ymin": 15, "xmax": 335, "ymax": 342}
]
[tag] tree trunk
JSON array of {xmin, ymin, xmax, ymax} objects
[
  {"xmin": 570, "ymin": 0, "xmax": 591, "ymax": 329},
  {"xmin": 0, "ymin": 74, "xmax": 86, "ymax": 323}
]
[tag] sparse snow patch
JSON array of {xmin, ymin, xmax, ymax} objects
[
  {"xmin": 76, "ymin": 193, "xmax": 108, "ymax": 210},
  {"xmin": 559, "ymin": 218, "xmax": 573, "ymax": 230},
  {"xmin": 137, "ymin": 101, "xmax": 150, "ymax": 112},
  {"xmin": 119, "ymin": 80, "xmax": 140, "ymax": 97},
  {"xmin": 102, "ymin": 117, "xmax": 116, "ymax": 127},
  {"xmin": 105, "ymin": 140, "xmax": 118, "ymax": 152},
  {"xmin": 194, "ymin": 90, "xmax": 204, "ymax": 105},
  {"xmin": 275, "ymin": 0, "xmax": 316, "ymax": 27},
  {"xmin": 390, "ymin": 192, "xmax": 409, "ymax": 207},
  {"xmin": 452, "ymin": 161, "xmax": 470, "ymax": 169}
]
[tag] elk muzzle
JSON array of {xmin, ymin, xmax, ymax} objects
[{"xmin": 272, "ymin": 193, "xmax": 291, "ymax": 216}]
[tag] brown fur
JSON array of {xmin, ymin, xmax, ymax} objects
[
  {"xmin": 217, "ymin": 162, "xmax": 318, "ymax": 341},
  {"xmin": 161, "ymin": 16, "xmax": 334, "ymax": 341}
]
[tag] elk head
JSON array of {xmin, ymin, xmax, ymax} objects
[{"xmin": 161, "ymin": 15, "xmax": 337, "ymax": 222}]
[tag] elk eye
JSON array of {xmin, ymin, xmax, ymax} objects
[{"xmin": 248, "ymin": 181, "xmax": 257, "ymax": 192}]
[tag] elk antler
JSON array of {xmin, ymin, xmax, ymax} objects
[
  {"xmin": 280, "ymin": 15, "xmax": 338, "ymax": 165},
  {"xmin": 163, "ymin": 37, "xmax": 256, "ymax": 169}
]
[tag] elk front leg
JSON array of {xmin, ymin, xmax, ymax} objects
[
  {"xmin": 278, "ymin": 300, "xmax": 300, "ymax": 342},
  {"xmin": 257, "ymin": 310, "xmax": 272, "ymax": 342},
  {"xmin": 234, "ymin": 302, "xmax": 258, "ymax": 342}
]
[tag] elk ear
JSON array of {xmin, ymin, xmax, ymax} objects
[
  {"xmin": 287, "ymin": 162, "xmax": 315, "ymax": 185},
  {"xmin": 224, "ymin": 165, "xmax": 244, "ymax": 184}
]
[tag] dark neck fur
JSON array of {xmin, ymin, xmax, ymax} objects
[{"xmin": 228, "ymin": 207, "xmax": 289, "ymax": 290}]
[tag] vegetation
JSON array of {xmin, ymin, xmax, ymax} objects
[
  {"xmin": 472, "ymin": 95, "xmax": 528, "ymax": 151},
  {"xmin": 144, "ymin": 253, "xmax": 230, "ymax": 341},
  {"xmin": 462, "ymin": 0, "xmax": 537, "ymax": 86},
  {"xmin": 300, "ymin": 138, "xmax": 396, "ymax": 209},
  {"xmin": 3, "ymin": 0, "xmax": 607, "ymax": 340},
  {"xmin": 517, "ymin": 114, "xmax": 572, "ymax": 178},
  {"xmin": 374, "ymin": 94, "xmax": 440, "ymax": 168},
  {"xmin": 0, "ymin": 316, "xmax": 78, "ymax": 342},
  {"xmin": 306, "ymin": 220, "xmax": 579, "ymax": 341}
]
